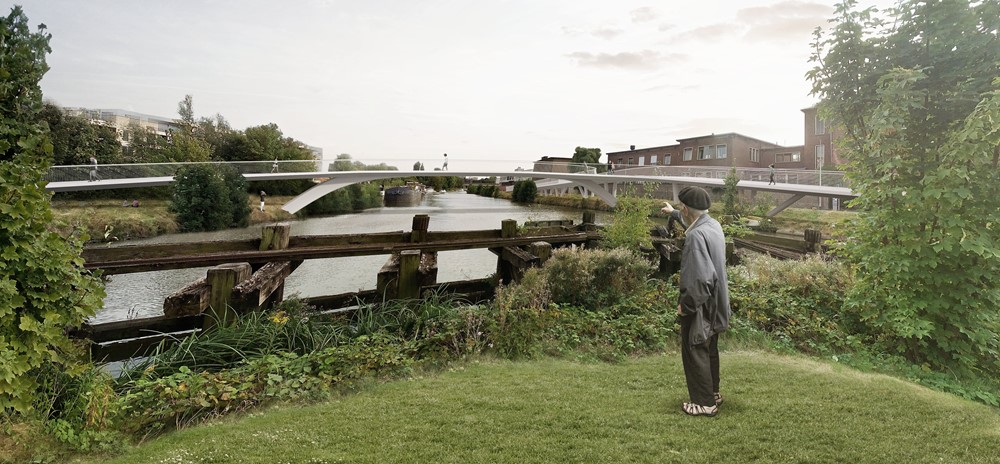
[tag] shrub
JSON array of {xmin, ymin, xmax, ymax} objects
[
  {"xmin": 170, "ymin": 164, "xmax": 249, "ymax": 231},
  {"xmin": 511, "ymin": 179, "xmax": 537, "ymax": 203},
  {"xmin": 544, "ymin": 246, "xmax": 655, "ymax": 310},
  {"xmin": 601, "ymin": 189, "xmax": 657, "ymax": 251}
]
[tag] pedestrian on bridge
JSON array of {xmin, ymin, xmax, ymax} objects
[
  {"xmin": 768, "ymin": 164, "xmax": 775, "ymax": 185},
  {"xmin": 259, "ymin": 190, "xmax": 267, "ymax": 212},
  {"xmin": 88, "ymin": 156, "xmax": 100, "ymax": 181},
  {"xmin": 660, "ymin": 186, "xmax": 731, "ymax": 417},
  {"xmin": 271, "ymin": 158, "xmax": 279, "ymax": 173},
  {"xmin": 442, "ymin": 153, "xmax": 448, "ymax": 171}
]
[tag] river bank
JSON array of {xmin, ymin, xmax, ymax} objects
[{"xmin": 50, "ymin": 195, "xmax": 298, "ymax": 243}]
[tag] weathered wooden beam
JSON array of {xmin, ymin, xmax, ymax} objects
[
  {"xmin": 163, "ymin": 277, "xmax": 210, "ymax": 317},
  {"xmin": 87, "ymin": 231, "xmax": 595, "ymax": 274},
  {"xmin": 204, "ymin": 263, "xmax": 251, "ymax": 330},
  {"xmin": 524, "ymin": 219, "xmax": 574, "ymax": 228},
  {"xmin": 76, "ymin": 314, "xmax": 202, "ymax": 343},
  {"xmin": 305, "ymin": 278, "xmax": 495, "ymax": 311},
  {"xmin": 91, "ymin": 331, "xmax": 197, "ymax": 363},
  {"xmin": 232, "ymin": 261, "xmax": 292, "ymax": 310}
]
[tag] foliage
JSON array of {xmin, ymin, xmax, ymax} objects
[
  {"xmin": 728, "ymin": 253, "xmax": 861, "ymax": 355},
  {"xmin": 116, "ymin": 334, "xmax": 412, "ymax": 436},
  {"xmin": 32, "ymin": 364, "xmax": 125, "ymax": 451},
  {"xmin": 0, "ymin": 6, "xmax": 105, "ymax": 413},
  {"xmin": 39, "ymin": 103, "xmax": 122, "ymax": 165},
  {"xmin": 169, "ymin": 164, "xmax": 249, "ymax": 231},
  {"xmin": 511, "ymin": 179, "xmax": 537, "ymax": 203},
  {"xmin": 721, "ymin": 167, "xmax": 743, "ymax": 218},
  {"xmin": 301, "ymin": 181, "xmax": 382, "ymax": 215},
  {"xmin": 808, "ymin": 0, "xmax": 1000, "ymax": 376},
  {"xmin": 542, "ymin": 246, "xmax": 655, "ymax": 309},
  {"xmin": 331, "ymin": 153, "xmax": 398, "ymax": 172},
  {"xmin": 466, "ymin": 183, "xmax": 499, "ymax": 197},
  {"xmin": 571, "ymin": 146, "xmax": 601, "ymax": 165},
  {"xmin": 601, "ymin": 186, "xmax": 656, "ymax": 251},
  {"xmin": 490, "ymin": 271, "xmax": 558, "ymax": 359}
]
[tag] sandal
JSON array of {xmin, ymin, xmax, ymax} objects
[
  {"xmin": 682, "ymin": 402, "xmax": 718, "ymax": 417},
  {"xmin": 714, "ymin": 392, "xmax": 724, "ymax": 406}
]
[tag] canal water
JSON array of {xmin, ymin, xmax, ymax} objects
[{"xmin": 96, "ymin": 191, "xmax": 612, "ymax": 324}]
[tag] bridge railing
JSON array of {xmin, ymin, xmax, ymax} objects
[
  {"xmin": 613, "ymin": 165, "xmax": 848, "ymax": 188},
  {"xmin": 45, "ymin": 160, "xmax": 324, "ymax": 183}
]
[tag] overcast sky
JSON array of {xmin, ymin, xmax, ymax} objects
[{"xmin": 19, "ymin": 0, "xmax": 890, "ymax": 171}]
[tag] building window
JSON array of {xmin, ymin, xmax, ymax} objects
[
  {"xmin": 815, "ymin": 115, "xmax": 826, "ymax": 135},
  {"xmin": 664, "ymin": 154, "xmax": 671, "ymax": 165},
  {"xmin": 815, "ymin": 144, "xmax": 825, "ymax": 168},
  {"xmin": 683, "ymin": 148, "xmax": 693, "ymax": 161},
  {"xmin": 750, "ymin": 147, "xmax": 759, "ymax": 163},
  {"xmin": 628, "ymin": 157, "xmax": 633, "ymax": 165},
  {"xmin": 650, "ymin": 155, "xmax": 657, "ymax": 165},
  {"xmin": 716, "ymin": 144, "xmax": 727, "ymax": 159},
  {"xmin": 775, "ymin": 152, "xmax": 801, "ymax": 163},
  {"xmin": 698, "ymin": 145, "xmax": 715, "ymax": 160}
]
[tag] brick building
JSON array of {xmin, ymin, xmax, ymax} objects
[{"xmin": 607, "ymin": 107, "xmax": 839, "ymax": 171}]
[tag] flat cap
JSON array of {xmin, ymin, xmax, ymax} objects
[{"xmin": 678, "ymin": 186, "xmax": 711, "ymax": 210}]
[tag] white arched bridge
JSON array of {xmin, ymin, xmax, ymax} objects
[{"xmin": 44, "ymin": 160, "xmax": 856, "ymax": 217}]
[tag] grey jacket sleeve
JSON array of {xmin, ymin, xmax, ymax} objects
[{"xmin": 678, "ymin": 231, "xmax": 717, "ymax": 316}]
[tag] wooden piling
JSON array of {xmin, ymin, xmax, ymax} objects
[
  {"xmin": 528, "ymin": 242, "xmax": 552, "ymax": 265},
  {"xmin": 501, "ymin": 219, "xmax": 518, "ymax": 238},
  {"xmin": 411, "ymin": 214, "xmax": 430, "ymax": 243},
  {"xmin": 398, "ymin": 250, "xmax": 421, "ymax": 299},
  {"xmin": 260, "ymin": 223, "xmax": 291, "ymax": 251},
  {"xmin": 804, "ymin": 229, "xmax": 823, "ymax": 253},
  {"xmin": 204, "ymin": 263, "xmax": 252, "ymax": 329}
]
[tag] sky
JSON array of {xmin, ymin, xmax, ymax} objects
[{"xmin": 18, "ymin": 0, "xmax": 891, "ymax": 171}]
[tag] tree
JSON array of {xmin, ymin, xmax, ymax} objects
[
  {"xmin": 808, "ymin": 0, "xmax": 1000, "ymax": 376},
  {"xmin": 413, "ymin": 161, "xmax": 424, "ymax": 171},
  {"xmin": 40, "ymin": 103, "xmax": 122, "ymax": 165},
  {"xmin": 511, "ymin": 179, "xmax": 537, "ymax": 203},
  {"xmin": 1, "ymin": 6, "xmax": 105, "ymax": 412},
  {"xmin": 170, "ymin": 164, "xmax": 248, "ymax": 231},
  {"xmin": 572, "ymin": 147, "xmax": 601, "ymax": 164}
]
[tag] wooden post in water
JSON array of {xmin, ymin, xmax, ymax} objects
[
  {"xmin": 204, "ymin": 263, "xmax": 251, "ymax": 330},
  {"xmin": 398, "ymin": 250, "xmax": 422, "ymax": 299},
  {"xmin": 259, "ymin": 223, "xmax": 291, "ymax": 306},
  {"xmin": 501, "ymin": 219, "xmax": 517, "ymax": 239},
  {"xmin": 260, "ymin": 223, "xmax": 291, "ymax": 251},
  {"xmin": 411, "ymin": 214, "xmax": 430, "ymax": 243}
]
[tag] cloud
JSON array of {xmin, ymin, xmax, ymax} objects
[
  {"xmin": 566, "ymin": 50, "xmax": 687, "ymax": 71},
  {"xmin": 630, "ymin": 7, "xmax": 659, "ymax": 23},
  {"xmin": 591, "ymin": 26, "xmax": 625, "ymax": 40},
  {"xmin": 666, "ymin": 23, "xmax": 742, "ymax": 44},
  {"xmin": 736, "ymin": 1, "xmax": 834, "ymax": 42}
]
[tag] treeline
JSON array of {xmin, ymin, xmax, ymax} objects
[{"xmin": 42, "ymin": 95, "xmax": 314, "ymax": 166}]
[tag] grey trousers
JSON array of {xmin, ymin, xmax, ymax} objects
[{"xmin": 680, "ymin": 315, "xmax": 720, "ymax": 407}]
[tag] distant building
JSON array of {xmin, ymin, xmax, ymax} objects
[
  {"xmin": 533, "ymin": 156, "xmax": 574, "ymax": 173},
  {"xmin": 63, "ymin": 107, "xmax": 179, "ymax": 147},
  {"xmin": 606, "ymin": 107, "xmax": 839, "ymax": 171}
]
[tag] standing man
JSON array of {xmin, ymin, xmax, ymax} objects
[
  {"xmin": 660, "ymin": 186, "xmax": 731, "ymax": 417},
  {"xmin": 88, "ymin": 156, "xmax": 99, "ymax": 181},
  {"xmin": 442, "ymin": 153, "xmax": 448, "ymax": 171},
  {"xmin": 768, "ymin": 164, "xmax": 776, "ymax": 185},
  {"xmin": 259, "ymin": 190, "xmax": 267, "ymax": 212},
  {"xmin": 271, "ymin": 158, "xmax": 279, "ymax": 173}
]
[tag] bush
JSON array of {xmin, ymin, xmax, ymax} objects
[
  {"xmin": 170, "ymin": 164, "xmax": 249, "ymax": 231},
  {"xmin": 511, "ymin": 179, "xmax": 537, "ymax": 203},
  {"xmin": 543, "ymin": 247, "xmax": 655, "ymax": 310}
]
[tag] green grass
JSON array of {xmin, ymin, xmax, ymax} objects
[{"xmin": 71, "ymin": 350, "xmax": 1000, "ymax": 464}]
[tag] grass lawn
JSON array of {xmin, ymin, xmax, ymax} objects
[{"xmin": 72, "ymin": 351, "xmax": 1000, "ymax": 464}]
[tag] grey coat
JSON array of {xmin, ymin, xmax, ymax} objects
[{"xmin": 677, "ymin": 213, "xmax": 731, "ymax": 345}]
